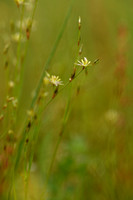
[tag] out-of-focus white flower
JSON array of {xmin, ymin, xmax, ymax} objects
[
  {"xmin": 12, "ymin": 98, "xmax": 18, "ymax": 108},
  {"xmin": 105, "ymin": 109, "xmax": 119, "ymax": 124},
  {"xmin": 16, "ymin": 18, "xmax": 36, "ymax": 31},
  {"xmin": 8, "ymin": 81, "xmax": 15, "ymax": 89},
  {"xmin": 12, "ymin": 32, "xmax": 25, "ymax": 42},
  {"xmin": 8, "ymin": 130, "xmax": 14, "ymax": 134}
]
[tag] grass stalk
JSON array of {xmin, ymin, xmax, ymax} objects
[{"xmin": 14, "ymin": 0, "xmax": 74, "ymax": 172}]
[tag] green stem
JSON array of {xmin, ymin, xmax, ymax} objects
[
  {"xmin": 14, "ymin": 3, "xmax": 25, "ymax": 84},
  {"xmin": 14, "ymin": 1, "xmax": 74, "ymax": 171},
  {"xmin": 18, "ymin": 0, "xmax": 39, "ymax": 101},
  {"xmin": 45, "ymin": 22, "xmax": 82, "ymax": 184},
  {"xmin": 30, "ymin": 2, "xmax": 73, "ymax": 109},
  {"xmin": 47, "ymin": 94, "xmax": 71, "ymax": 181}
]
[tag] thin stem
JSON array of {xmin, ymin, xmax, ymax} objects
[
  {"xmin": 17, "ymin": 0, "xmax": 39, "ymax": 112},
  {"xmin": 45, "ymin": 21, "xmax": 82, "ymax": 183},
  {"xmin": 59, "ymin": 68, "xmax": 84, "ymax": 94},
  {"xmin": 20, "ymin": 68, "xmax": 84, "ymax": 200},
  {"xmin": 14, "ymin": 2, "xmax": 74, "ymax": 171},
  {"xmin": 47, "ymin": 94, "xmax": 71, "ymax": 181},
  {"xmin": 30, "ymin": 2, "xmax": 73, "ymax": 109},
  {"xmin": 14, "ymin": 3, "xmax": 25, "ymax": 83}
]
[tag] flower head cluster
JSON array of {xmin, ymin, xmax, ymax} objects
[
  {"xmin": 43, "ymin": 72, "xmax": 63, "ymax": 87},
  {"xmin": 50, "ymin": 75, "xmax": 63, "ymax": 87},
  {"xmin": 75, "ymin": 57, "xmax": 91, "ymax": 68}
]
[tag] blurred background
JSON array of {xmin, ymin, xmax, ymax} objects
[{"xmin": 0, "ymin": 0, "xmax": 133, "ymax": 199}]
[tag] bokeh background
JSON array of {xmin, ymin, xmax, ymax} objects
[{"xmin": 0, "ymin": 0, "xmax": 133, "ymax": 199}]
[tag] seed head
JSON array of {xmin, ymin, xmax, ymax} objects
[{"xmin": 78, "ymin": 16, "xmax": 81, "ymax": 29}]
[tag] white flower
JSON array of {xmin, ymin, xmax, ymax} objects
[
  {"xmin": 8, "ymin": 81, "xmax": 15, "ymax": 89},
  {"xmin": 105, "ymin": 110, "xmax": 119, "ymax": 124},
  {"xmin": 75, "ymin": 57, "xmax": 91, "ymax": 68},
  {"xmin": 12, "ymin": 32, "xmax": 25, "ymax": 42},
  {"xmin": 50, "ymin": 75, "xmax": 63, "ymax": 87},
  {"xmin": 16, "ymin": 18, "xmax": 36, "ymax": 31},
  {"xmin": 12, "ymin": 98, "xmax": 18, "ymax": 108},
  {"xmin": 43, "ymin": 72, "xmax": 63, "ymax": 87}
]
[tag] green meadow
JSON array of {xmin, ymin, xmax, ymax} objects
[{"xmin": 0, "ymin": 0, "xmax": 133, "ymax": 199}]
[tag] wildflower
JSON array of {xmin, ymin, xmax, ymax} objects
[
  {"xmin": 27, "ymin": 110, "xmax": 34, "ymax": 118},
  {"xmin": 43, "ymin": 72, "xmax": 50, "ymax": 85},
  {"xmin": 12, "ymin": 32, "xmax": 25, "ymax": 42},
  {"xmin": 43, "ymin": 72, "xmax": 63, "ymax": 87},
  {"xmin": 7, "ymin": 96, "xmax": 14, "ymax": 102},
  {"xmin": 105, "ymin": 109, "xmax": 119, "ymax": 124},
  {"xmin": 50, "ymin": 75, "xmax": 63, "ymax": 87},
  {"xmin": 16, "ymin": 18, "xmax": 36, "ymax": 39},
  {"xmin": 12, "ymin": 98, "xmax": 18, "ymax": 108},
  {"xmin": 8, "ymin": 81, "xmax": 15, "ymax": 89},
  {"xmin": 8, "ymin": 130, "xmax": 14, "ymax": 134},
  {"xmin": 16, "ymin": 19, "xmax": 29, "ymax": 30},
  {"xmin": 75, "ymin": 57, "xmax": 91, "ymax": 68}
]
